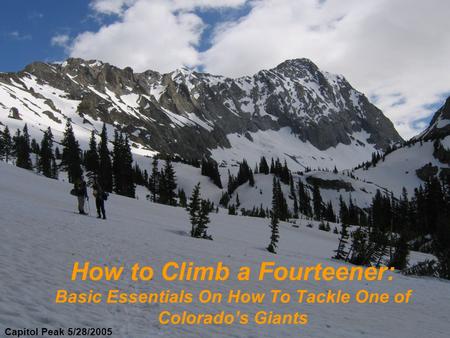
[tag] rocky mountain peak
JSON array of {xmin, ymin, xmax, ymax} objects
[
  {"xmin": 417, "ymin": 96, "xmax": 450, "ymax": 140},
  {"xmin": 0, "ymin": 57, "xmax": 403, "ymax": 168}
]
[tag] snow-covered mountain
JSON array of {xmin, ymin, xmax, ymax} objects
[
  {"xmin": 353, "ymin": 96, "xmax": 450, "ymax": 196},
  {"xmin": 0, "ymin": 58, "xmax": 402, "ymax": 170}
]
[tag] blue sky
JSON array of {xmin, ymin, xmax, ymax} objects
[
  {"xmin": 1, "ymin": 0, "xmax": 449, "ymax": 138},
  {"xmin": 0, "ymin": 1, "xmax": 91, "ymax": 71},
  {"xmin": 0, "ymin": 0, "xmax": 250, "ymax": 72}
]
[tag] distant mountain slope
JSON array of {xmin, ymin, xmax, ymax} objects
[
  {"xmin": 416, "ymin": 96, "xmax": 450, "ymax": 140},
  {"xmin": 353, "ymin": 96, "xmax": 450, "ymax": 195},
  {"xmin": 0, "ymin": 58, "xmax": 402, "ymax": 170}
]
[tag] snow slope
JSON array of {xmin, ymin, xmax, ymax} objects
[
  {"xmin": 211, "ymin": 128, "xmax": 377, "ymax": 171},
  {"xmin": 353, "ymin": 140, "xmax": 448, "ymax": 196},
  {"xmin": 1, "ymin": 162, "xmax": 449, "ymax": 338}
]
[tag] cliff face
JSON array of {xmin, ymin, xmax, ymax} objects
[{"xmin": 0, "ymin": 57, "xmax": 402, "ymax": 164}]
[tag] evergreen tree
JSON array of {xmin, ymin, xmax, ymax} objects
[
  {"xmin": 163, "ymin": 158, "xmax": 177, "ymax": 205},
  {"xmin": 292, "ymin": 193, "xmax": 299, "ymax": 219},
  {"xmin": 0, "ymin": 129, "xmax": 3, "ymax": 159},
  {"xmin": 298, "ymin": 179, "xmax": 312, "ymax": 217},
  {"xmin": 201, "ymin": 158, "xmax": 222, "ymax": 188},
  {"xmin": 347, "ymin": 196, "xmax": 359, "ymax": 225},
  {"xmin": 228, "ymin": 204, "xmax": 237, "ymax": 215},
  {"xmin": 149, "ymin": 157, "xmax": 159, "ymax": 202},
  {"xmin": 61, "ymin": 120, "xmax": 83, "ymax": 183},
  {"xmin": 51, "ymin": 157, "xmax": 58, "ymax": 179},
  {"xmin": 334, "ymin": 223, "xmax": 349, "ymax": 260},
  {"xmin": 312, "ymin": 182, "xmax": 323, "ymax": 220},
  {"xmin": 84, "ymin": 131, "xmax": 99, "ymax": 183},
  {"xmin": 389, "ymin": 229, "xmax": 409, "ymax": 270},
  {"xmin": 339, "ymin": 195, "xmax": 349, "ymax": 224},
  {"xmin": 1, "ymin": 126, "xmax": 12, "ymax": 162},
  {"xmin": 178, "ymin": 188, "xmax": 187, "ymax": 207},
  {"xmin": 98, "ymin": 123, "xmax": 113, "ymax": 192},
  {"xmin": 123, "ymin": 135, "xmax": 135, "ymax": 197},
  {"xmin": 54, "ymin": 146, "xmax": 61, "ymax": 160},
  {"xmin": 38, "ymin": 128, "xmax": 54, "ymax": 178},
  {"xmin": 31, "ymin": 138, "xmax": 39, "ymax": 154},
  {"xmin": 348, "ymin": 227, "xmax": 370, "ymax": 266},
  {"xmin": 197, "ymin": 200, "xmax": 212, "ymax": 239},
  {"xmin": 259, "ymin": 156, "xmax": 269, "ymax": 174},
  {"xmin": 219, "ymin": 191, "xmax": 230, "ymax": 208},
  {"xmin": 267, "ymin": 210, "xmax": 280, "ymax": 254},
  {"xmin": 14, "ymin": 125, "xmax": 32, "ymax": 170},
  {"xmin": 188, "ymin": 183, "xmax": 201, "ymax": 237},
  {"xmin": 272, "ymin": 177, "xmax": 289, "ymax": 221},
  {"xmin": 324, "ymin": 201, "xmax": 336, "ymax": 222},
  {"xmin": 112, "ymin": 132, "xmax": 135, "ymax": 197}
]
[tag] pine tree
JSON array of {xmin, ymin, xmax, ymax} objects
[
  {"xmin": 292, "ymin": 193, "xmax": 299, "ymax": 218},
  {"xmin": 334, "ymin": 223, "xmax": 349, "ymax": 260},
  {"xmin": 348, "ymin": 196, "xmax": 359, "ymax": 225},
  {"xmin": 267, "ymin": 210, "xmax": 280, "ymax": 254},
  {"xmin": 122, "ymin": 135, "xmax": 135, "ymax": 197},
  {"xmin": 389, "ymin": 230, "xmax": 409, "ymax": 270},
  {"xmin": 0, "ymin": 129, "xmax": 3, "ymax": 159},
  {"xmin": 324, "ymin": 201, "xmax": 336, "ymax": 222},
  {"xmin": 51, "ymin": 157, "xmax": 58, "ymax": 179},
  {"xmin": 38, "ymin": 128, "xmax": 54, "ymax": 178},
  {"xmin": 1, "ymin": 126, "xmax": 12, "ymax": 162},
  {"xmin": 178, "ymin": 188, "xmax": 187, "ymax": 207},
  {"xmin": 61, "ymin": 120, "xmax": 82, "ymax": 183},
  {"xmin": 197, "ymin": 200, "xmax": 212, "ymax": 239},
  {"xmin": 339, "ymin": 195, "xmax": 349, "ymax": 224},
  {"xmin": 188, "ymin": 183, "xmax": 201, "ymax": 237},
  {"xmin": 85, "ymin": 131, "xmax": 99, "ymax": 183},
  {"xmin": 112, "ymin": 131, "xmax": 123, "ymax": 194},
  {"xmin": 149, "ymin": 157, "xmax": 159, "ymax": 202},
  {"xmin": 14, "ymin": 125, "xmax": 32, "ymax": 170},
  {"xmin": 228, "ymin": 204, "xmax": 237, "ymax": 215},
  {"xmin": 298, "ymin": 179, "xmax": 312, "ymax": 217},
  {"xmin": 54, "ymin": 146, "xmax": 61, "ymax": 160},
  {"xmin": 31, "ymin": 138, "xmax": 39, "ymax": 154},
  {"xmin": 348, "ymin": 227, "xmax": 370, "ymax": 266},
  {"xmin": 112, "ymin": 132, "xmax": 135, "ymax": 197},
  {"xmin": 98, "ymin": 123, "xmax": 113, "ymax": 192},
  {"xmin": 201, "ymin": 158, "xmax": 222, "ymax": 188},
  {"xmin": 163, "ymin": 158, "xmax": 177, "ymax": 205},
  {"xmin": 259, "ymin": 156, "xmax": 269, "ymax": 174},
  {"xmin": 249, "ymin": 169, "xmax": 255, "ymax": 187},
  {"xmin": 219, "ymin": 191, "xmax": 230, "ymax": 207},
  {"xmin": 312, "ymin": 182, "xmax": 323, "ymax": 220}
]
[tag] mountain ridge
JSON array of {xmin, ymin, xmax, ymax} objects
[{"xmin": 0, "ymin": 57, "xmax": 402, "ymax": 169}]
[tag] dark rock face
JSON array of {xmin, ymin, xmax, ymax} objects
[
  {"xmin": 0, "ymin": 57, "xmax": 402, "ymax": 159},
  {"xmin": 306, "ymin": 176, "xmax": 354, "ymax": 192},
  {"xmin": 419, "ymin": 96, "xmax": 450, "ymax": 140},
  {"xmin": 416, "ymin": 163, "xmax": 439, "ymax": 181}
]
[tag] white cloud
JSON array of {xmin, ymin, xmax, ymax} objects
[
  {"xmin": 90, "ymin": 0, "xmax": 137, "ymax": 15},
  {"xmin": 201, "ymin": 0, "xmax": 450, "ymax": 138},
  {"xmin": 70, "ymin": 1, "xmax": 206, "ymax": 72},
  {"xmin": 51, "ymin": 34, "xmax": 70, "ymax": 48},
  {"xmin": 70, "ymin": 0, "xmax": 245, "ymax": 73},
  {"xmin": 8, "ymin": 31, "xmax": 32, "ymax": 41},
  {"xmin": 61, "ymin": 0, "xmax": 450, "ymax": 138}
]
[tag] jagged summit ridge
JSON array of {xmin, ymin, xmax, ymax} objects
[{"xmin": 0, "ymin": 57, "xmax": 402, "ymax": 168}]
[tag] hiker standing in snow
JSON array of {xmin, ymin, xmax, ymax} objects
[
  {"xmin": 73, "ymin": 178, "xmax": 88, "ymax": 215},
  {"xmin": 93, "ymin": 179, "xmax": 107, "ymax": 219}
]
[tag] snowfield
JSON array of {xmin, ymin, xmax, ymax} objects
[
  {"xmin": 1, "ymin": 162, "xmax": 450, "ymax": 338},
  {"xmin": 353, "ymin": 140, "xmax": 448, "ymax": 196}
]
